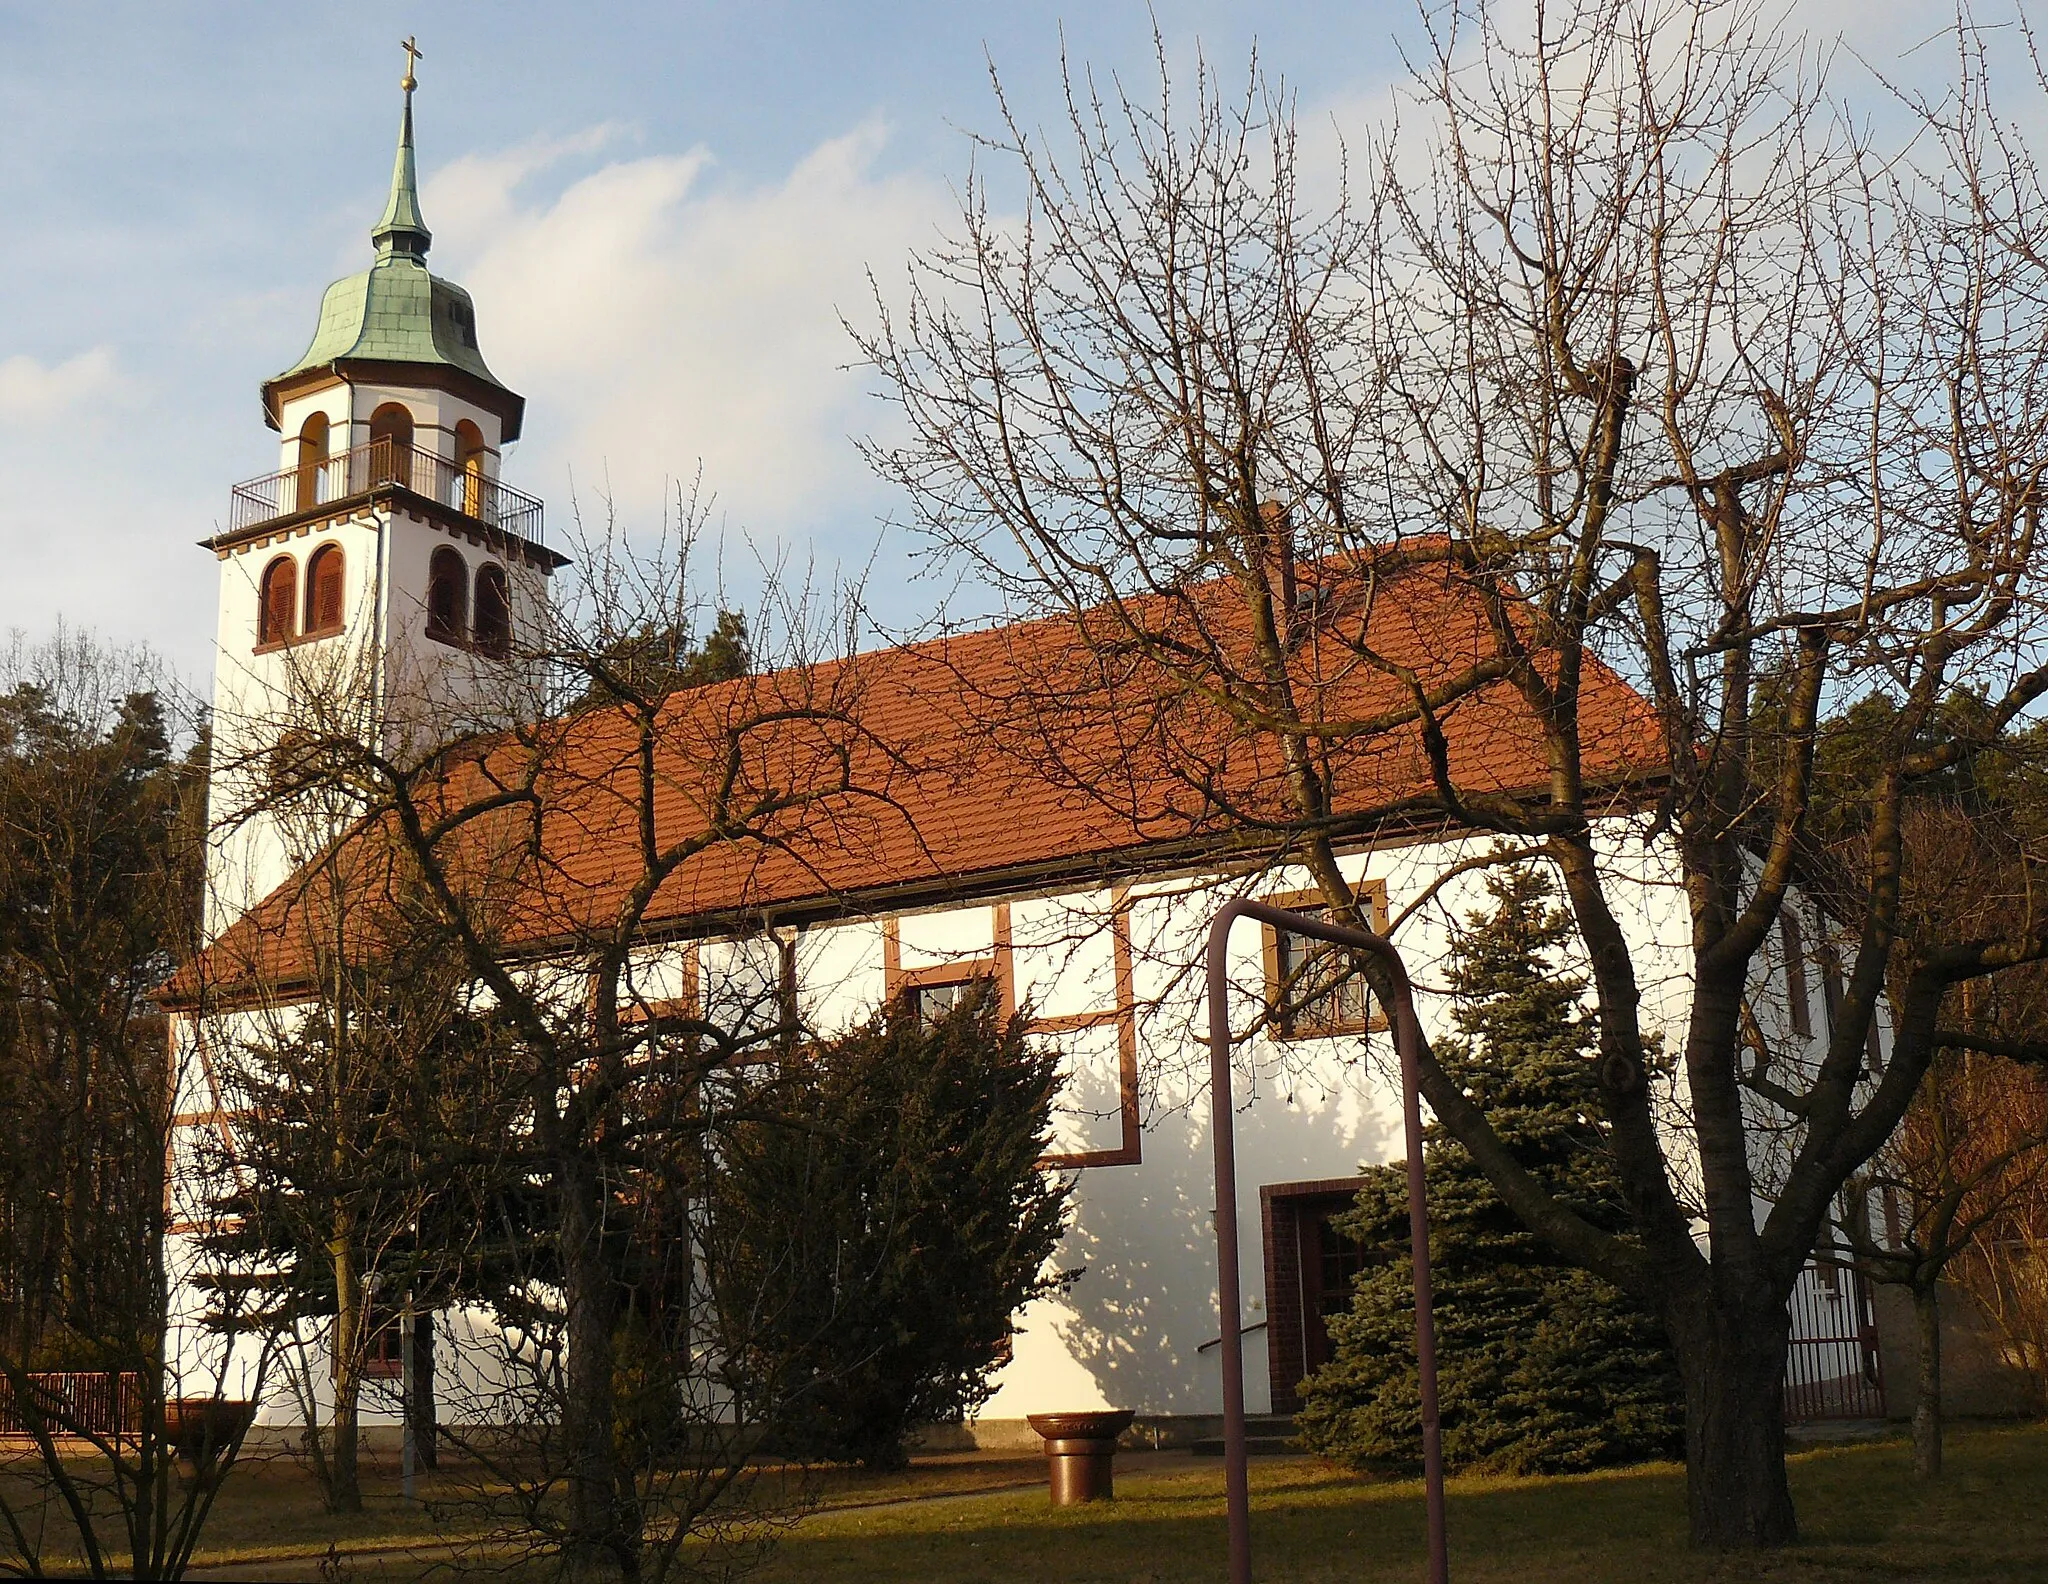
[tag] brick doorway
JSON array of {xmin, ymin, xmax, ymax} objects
[{"xmin": 1261, "ymin": 1179, "xmax": 1369, "ymax": 1415}]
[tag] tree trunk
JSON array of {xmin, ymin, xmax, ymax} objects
[
  {"xmin": 1670, "ymin": 1295, "xmax": 1799, "ymax": 1548},
  {"xmin": 409, "ymin": 1309, "xmax": 437, "ymax": 1472},
  {"xmin": 328, "ymin": 1222, "xmax": 363, "ymax": 1514},
  {"xmin": 1913, "ymin": 1281, "xmax": 1943, "ymax": 1480},
  {"xmin": 560, "ymin": 1162, "xmax": 635, "ymax": 1577}
]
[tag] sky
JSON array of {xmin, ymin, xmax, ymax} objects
[{"xmin": 0, "ymin": 0, "xmax": 1992, "ymax": 692}]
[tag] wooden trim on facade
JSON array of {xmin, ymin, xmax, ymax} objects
[{"xmin": 881, "ymin": 900, "xmax": 1143, "ymax": 1170}]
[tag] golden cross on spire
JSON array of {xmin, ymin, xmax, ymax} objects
[{"xmin": 400, "ymin": 35, "xmax": 424, "ymax": 94}]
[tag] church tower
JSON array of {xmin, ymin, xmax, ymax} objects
[{"xmin": 203, "ymin": 44, "xmax": 563, "ymax": 936}]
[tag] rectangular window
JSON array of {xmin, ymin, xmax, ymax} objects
[
  {"xmin": 905, "ymin": 973, "xmax": 988, "ymax": 1027},
  {"xmin": 1781, "ymin": 908, "xmax": 1813, "ymax": 1040},
  {"xmin": 1264, "ymin": 884, "xmax": 1388, "ymax": 1041},
  {"xmin": 365, "ymin": 1314, "xmax": 405, "ymax": 1378},
  {"xmin": 333, "ymin": 1305, "xmax": 407, "ymax": 1380},
  {"xmin": 1274, "ymin": 923, "xmax": 1373, "ymax": 1037}
]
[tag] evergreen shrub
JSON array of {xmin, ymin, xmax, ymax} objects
[{"xmin": 705, "ymin": 981, "xmax": 1073, "ymax": 1469}]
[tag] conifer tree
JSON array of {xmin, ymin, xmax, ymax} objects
[
  {"xmin": 1297, "ymin": 865, "xmax": 1684, "ymax": 1475},
  {"xmin": 703, "ymin": 981, "xmax": 1073, "ymax": 1470}
]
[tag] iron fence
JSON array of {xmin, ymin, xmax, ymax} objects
[
  {"xmin": 0, "ymin": 1372, "xmax": 143, "ymax": 1439},
  {"xmin": 229, "ymin": 437, "xmax": 545, "ymax": 545},
  {"xmin": 1784, "ymin": 1260, "xmax": 1886, "ymax": 1421}
]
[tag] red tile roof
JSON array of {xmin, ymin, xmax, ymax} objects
[{"xmin": 175, "ymin": 555, "xmax": 1664, "ymax": 1002}]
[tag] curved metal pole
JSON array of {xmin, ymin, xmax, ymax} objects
[{"xmin": 1206, "ymin": 898, "xmax": 1448, "ymax": 1584}]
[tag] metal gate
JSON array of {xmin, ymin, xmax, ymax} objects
[
  {"xmin": 0, "ymin": 1372, "xmax": 142, "ymax": 1439},
  {"xmin": 1784, "ymin": 1261, "xmax": 1886, "ymax": 1420}
]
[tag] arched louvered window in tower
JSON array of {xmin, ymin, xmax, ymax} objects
[
  {"xmin": 473, "ymin": 562, "xmax": 511, "ymax": 659},
  {"xmin": 259, "ymin": 556, "xmax": 298, "ymax": 647},
  {"xmin": 426, "ymin": 547, "xmax": 468, "ymax": 644},
  {"xmin": 305, "ymin": 544, "xmax": 345, "ymax": 635},
  {"xmin": 369, "ymin": 403, "xmax": 415, "ymax": 489}
]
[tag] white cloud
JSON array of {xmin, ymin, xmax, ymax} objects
[
  {"xmin": 0, "ymin": 346, "xmax": 126, "ymax": 421},
  {"xmin": 424, "ymin": 119, "xmax": 952, "ymax": 546}
]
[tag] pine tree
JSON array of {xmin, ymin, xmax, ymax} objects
[{"xmin": 1296, "ymin": 865, "xmax": 1684, "ymax": 1475}]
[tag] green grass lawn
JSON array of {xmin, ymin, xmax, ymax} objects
[
  {"xmin": 753, "ymin": 1423, "xmax": 2048, "ymax": 1584},
  {"xmin": 35, "ymin": 1420, "xmax": 2042, "ymax": 1580}
]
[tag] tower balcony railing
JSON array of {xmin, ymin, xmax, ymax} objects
[{"xmin": 229, "ymin": 437, "xmax": 545, "ymax": 547}]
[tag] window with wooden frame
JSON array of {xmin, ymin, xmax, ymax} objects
[
  {"xmin": 1780, "ymin": 907, "xmax": 1813, "ymax": 1040},
  {"xmin": 472, "ymin": 562, "xmax": 512, "ymax": 658},
  {"xmin": 304, "ymin": 543, "xmax": 345, "ymax": 636},
  {"xmin": 882, "ymin": 904, "xmax": 1141, "ymax": 1168},
  {"xmin": 426, "ymin": 547, "xmax": 468, "ymax": 645},
  {"xmin": 364, "ymin": 1312, "xmax": 406, "ymax": 1378},
  {"xmin": 330, "ymin": 1304, "xmax": 407, "ymax": 1381},
  {"xmin": 1263, "ymin": 882, "xmax": 1390, "ymax": 1040},
  {"xmin": 257, "ymin": 555, "xmax": 297, "ymax": 647},
  {"xmin": 898, "ymin": 966, "xmax": 995, "ymax": 1028}
]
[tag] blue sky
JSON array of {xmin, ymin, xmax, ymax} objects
[{"xmin": 0, "ymin": 1, "xmax": 1963, "ymax": 687}]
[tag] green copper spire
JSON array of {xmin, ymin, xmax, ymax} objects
[
  {"xmin": 371, "ymin": 38, "xmax": 432, "ymax": 261},
  {"xmin": 263, "ymin": 35, "xmax": 526, "ymax": 441}
]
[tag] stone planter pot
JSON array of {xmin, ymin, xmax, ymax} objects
[
  {"xmin": 162, "ymin": 1399, "xmax": 255, "ymax": 1467},
  {"xmin": 1027, "ymin": 1409, "xmax": 1135, "ymax": 1505}
]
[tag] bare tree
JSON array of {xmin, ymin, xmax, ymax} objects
[
  {"xmin": 199, "ymin": 883, "xmax": 505, "ymax": 1515},
  {"xmin": 1827, "ymin": 803, "xmax": 2048, "ymax": 1480},
  {"xmin": 1843, "ymin": 1047, "xmax": 2048, "ymax": 1480},
  {"xmin": 1953, "ymin": 1163, "xmax": 2048, "ymax": 1409},
  {"xmin": 859, "ymin": 3, "xmax": 2048, "ymax": 1545}
]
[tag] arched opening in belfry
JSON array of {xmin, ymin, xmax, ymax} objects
[
  {"xmin": 294, "ymin": 412, "xmax": 330, "ymax": 512},
  {"xmin": 473, "ymin": 562, "xmax": 512, "ymax": 659},
  {"xmin": 369, "ymin": 403, "xmax": 415, "ymax": 489},
  {"xmin": 259, "ymin": 556, "xmax": 298, "ymax": 646},
  {"xmin": 455, "ymin": 420, "xmax": 487, "ymax": 519},
  {"xmin": 305, "ymin": 544, "xmax": 345, "ymax": 635},
  {"xmin": 426, "ymin": 547, "xmax": 468, "ymax": 644}
]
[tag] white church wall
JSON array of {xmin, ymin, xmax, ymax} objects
[
  {"xmin": 792, "ymin": 918, "xmax": 885, "ymax": 1031},
  {"xmin": 341, "ymin": 380, "xmax": 505, "ymax": 471},
  {"xmin": 171, "ymin": 804, "xmax": 1886, "ymax": 1434},
  {"xmin": 272, "ymin": 381, "xmax": 353, "ymax": 475},
  {"xmin": 378, "ymin": 507, "xmax": 545, "ymax": 741},
  {"xmin": 205, "ymin": 512, "xmax": 390, "ymax": 936}
]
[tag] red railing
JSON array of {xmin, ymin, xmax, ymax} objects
[
  {"xmin": 0, "ymin": 1372, "xmax": 144, "ymax": 1439},
  {"xmin": 230, "ymin": 437, "xmax": 545, "ymax": 546}
]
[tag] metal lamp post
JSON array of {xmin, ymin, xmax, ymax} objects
[{"xmin": 1205, "ymin": 899, "xmax": 1448, "ymax": 1584}]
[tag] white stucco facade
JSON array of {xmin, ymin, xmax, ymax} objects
[{"xmin": 169, "ymin": 812, "xmax": 1873, "ymax": 1439}]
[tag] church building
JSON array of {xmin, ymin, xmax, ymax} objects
[{"xmin": 166, "ymin": 68, "xmax": 1891, "ymax": 1449}]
